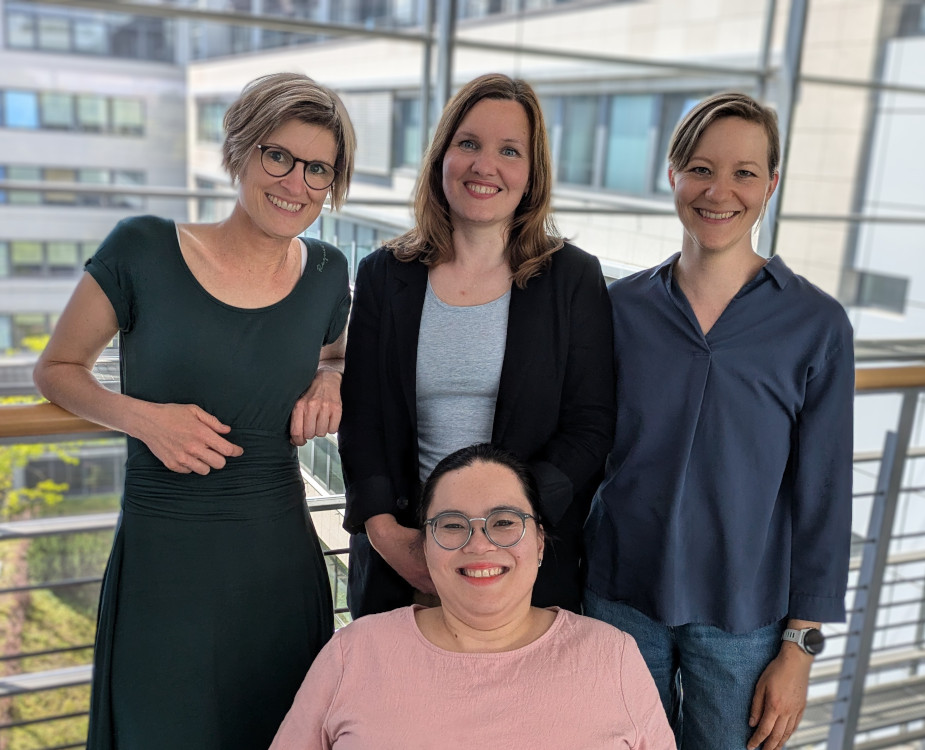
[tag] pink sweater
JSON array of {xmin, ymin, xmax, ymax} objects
[{"xmin": 271, "ymin": 606, "xmax": 675, "ymax": 750}]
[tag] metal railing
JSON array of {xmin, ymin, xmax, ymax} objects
[{"xmin": 1, "ymin": 363, "xmax": 924, "ymax": 749}]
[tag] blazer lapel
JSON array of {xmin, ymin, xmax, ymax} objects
[
  {"xmin": 493, "ymin": 276, "xmax": 546, "ymax": 442},
  {"xmin": 389, "ymin": 258, "xmax": 428, "ymax": 428}
]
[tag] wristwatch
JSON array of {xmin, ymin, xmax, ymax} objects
[{"xmin": 781, "ymin": 627, "xmax": 825, "ymax": 656}]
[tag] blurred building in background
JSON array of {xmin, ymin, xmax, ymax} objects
[{"xmin": 2, "ymin": 1, "xmax": 925, "ymax": 748}]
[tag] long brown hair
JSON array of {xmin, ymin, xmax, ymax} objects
[{"xmin": 388, "ymin": 73, "xmax": 562, "ymax": 288}]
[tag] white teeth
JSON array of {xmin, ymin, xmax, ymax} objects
[
  {"xmin": 267, "ymin": 194, "xmax": 303, "ymax": 212},
  {"xmin": 698, "ymin": 209, "xmax": 735, "ymax": 220},
  {"xmin": 461, "ymin": 567, "xmax": 503, "ymax": 578},
  {"xmin": 466, "ymin": 183, "xmax": 499, "ymax": 195}
]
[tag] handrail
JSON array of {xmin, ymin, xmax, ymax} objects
[
  {"xmin": 0, "ymin": 402, "xmax": 113, "ymax": 440},
  {"xmin": 855, "ymin": 365, "xmax": 925, "ymax": 392},
  {"xmin": 1, "ymin": 364, "xmax": 923, "ymax": 440}
]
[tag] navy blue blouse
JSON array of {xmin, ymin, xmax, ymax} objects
[{"xmin": 585, "ymin": 254, "xmax": 854, "ymax": 634}]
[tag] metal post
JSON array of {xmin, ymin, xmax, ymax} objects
[
  {"xmin": 419, "ymin": 0, "xmax": 435, "ymax": 153},
  {"xmin": 250, "ymin": 0, "xmax": 263, "ymax": 51},
  {"xmin": 827, "ymin": 391, "xmax": 919, "ymax": 749},
  {"xmin": 759, "ymin": 0, "xmax": 808, "ymax": 258},
  {"xmin": 435, "ymin": 0, "xmax": 457, "ymax": 110},
  {"xmin": 756, "ymin": 0, "xmax": 777, "ymax": 100}
]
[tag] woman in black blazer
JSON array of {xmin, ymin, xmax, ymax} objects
[{"xmin": 339, "ymin": 73, "xmax": 615, "ymax": 618}]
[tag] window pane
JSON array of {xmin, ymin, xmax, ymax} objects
[
  {"xmin": 78, "ymin": 167, "xmax": 109, "ymax": 206},
  {"xmin": 13, "ymin": 313, "xmax": 48, "ymax": 348},
  {"xmin": 7, "ymin": 11, "xmax": 37, "ymax": 48},
  {"xmin": 196, "ymin": 100, "xmax": 226, "ymax": 143},
  {"xmin": 11, "ymin": 241, "xmax": 43, "ymax": 275},
  {"xmin": 392, "ymin": 97, "xmax": 421, "ymax": 168},
  {"xmin": 8, "ymin": 165, "xmax": 41, "ymax": 204},
  {"xmin": 0, "ymin": 165, "xmax": 5, "ymax": 204},
  {"xmin": 855, "ymin": 271, "xmax": 910, "ymax": 314},
  {"xmin": 0, "ymin": 241, "xmax": 9, "ymax": 277},
  {"xmin": 0, "ymin": 316, "xmax": 12, "ymax": 349},
  {"xmin": 111, "ymin": 170, "xmax": 144, "ymax": 208},
  {"xmin": 47, "ymin": 241, "xmax": 80, "ymax": 276},
  {"xmin": 4, "ymin": 90, "xmax": 39, "ymax": 128},
  {"xmin": 112, "ymin": 98, "xmax": 144, "ymax": 135},
  {"xmin": 558, "ymin": 95, "xmax": 597, "ymax": 185},
  {"xmin": 74, "ymin": 18, "xmax": 108, "ymax": 54},
  {"xmin": 37, "ymin": 15, "xmax": 70, "ymax": 51},
  {"xmin": 76, "ymin": 94, "xmax": 109, "ymax": 132},
  {"xmin": 44, "ymin": 168, "xmax": 78, "ymax": 204},
  {"xmin": 603, "ymin": 94, "xmax": 655, "ymax": 194},
  {"xmin": 40, "ymin": 92, "xmax": 75, "ymax": 129}
]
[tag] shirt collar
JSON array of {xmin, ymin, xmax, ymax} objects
[
  {"xmin": 650, "ymin": 252, "xmax": 793, "ymax": 291},
  {"xmin": 762, "ymin": 255, "xmax": 792, "ymax": 290},
  {"xmin": 649, "ymin": 252, "xmax": 680, "ymax": 280}
]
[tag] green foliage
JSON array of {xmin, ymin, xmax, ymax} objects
[
  {"xmin": 1, "ymin": 395, "xmax": 81, "ymax": 519},
  {"xmin": 0, "ymin": 444, "xmax": 76, "ymax": 519},
  {"xmin": 20, "ymin": 334, "xmax": 50, "ymax": 353},
  {"xmin": 4, "ymin": 590, "xmax": 95, "ymax": 750},
  {"xmin": 27, "ymin": 531, "xmax": 112, "ymax": 618}
]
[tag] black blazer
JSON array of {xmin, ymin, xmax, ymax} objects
[{"xmin": 339, "ymin": 243, "xmax": 616, "ymax": 617}]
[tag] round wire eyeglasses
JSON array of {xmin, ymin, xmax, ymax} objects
[{"xmin": 424, "ymin": 509, "xmax": 537, "ymax": 551}]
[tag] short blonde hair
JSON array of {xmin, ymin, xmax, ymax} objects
[
  {"xmin": 221, "ymin": 72, "xmax": 356, "ymax": 210},
  {"xmin": 668, "ymin": 91, "xmax": 780, "ymax": 177},
  {"xmin": 388, "ymin": 73, "xmax": 562, "ymax": 288}
]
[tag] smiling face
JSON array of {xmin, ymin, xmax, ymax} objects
[
  {"xmin": 423, "ymin": 460, "xmax": 543, "ymax": 623},
  {"xmin": 236, "ymin": 118, "xmax": 337, "ymax": 241},
  {"xmin": 441, "ymin": 98, "xmax": 531, "ymax": 236},
  {"xmin": 669, "ymin": 116, "xmax": 779, "ymax": 259}
]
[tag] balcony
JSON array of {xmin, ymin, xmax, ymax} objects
[{"xmin": 0, "ymin": 358, "xmax": 923, "ymax": 748}]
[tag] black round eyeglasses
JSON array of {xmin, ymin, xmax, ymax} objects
[{"xmin": 256, "ymin": 144, "xmax": 339, "ymax": 191}]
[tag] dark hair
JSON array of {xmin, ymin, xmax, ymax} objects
[
  {"xmin": 388, "ymin": 73, "xmax": 563, "ymax": 288},
  {"xmin": 418, "ymin": 443, "xmax": 543, "ymax": 527},
  {"xmin": 668, "ymin": 91, "xmax": 780, "ymax": 177}
]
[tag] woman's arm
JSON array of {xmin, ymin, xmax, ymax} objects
[
  {"xmin": 527, "ymin": 252, "xmax": 616, "ymax": 526},
  {"xmin": 747, "ymin": 312, "xmax": 854, "ymax": 750},
  {"xmin": 34, "ymin": 274, "xmax": 242, "ymax": 474},
  {"xmin": 338, "ymin": 253, "xmax": 435, "ymax": 593}
]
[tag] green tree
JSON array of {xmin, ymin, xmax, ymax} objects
[{"xmin": 0, "ymin": 396, "xmax": 75, "ymax": 519}]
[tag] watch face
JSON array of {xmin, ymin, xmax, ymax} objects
[{"xmin": 804, "ymin": 628, "xmax": 825, "ymax": 656}]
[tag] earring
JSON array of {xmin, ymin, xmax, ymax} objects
[{"xmin": 537, "ymin": 558, "xmax": 543, "ymax": 568}]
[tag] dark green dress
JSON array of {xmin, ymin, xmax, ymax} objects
[{"xmin": 84, "ymin": 216, "xmax": 348, "ymax": 749}]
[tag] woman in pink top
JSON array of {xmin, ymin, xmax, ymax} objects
[{"xmin": 271, "ymin": 444, "xmax": 674, "ymax": 750}]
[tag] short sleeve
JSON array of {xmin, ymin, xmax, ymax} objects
[
  {"xmin": 84, "ymin": 215, "xmax": 176, "ymax": 334},
  {"xmin": 324, "ymin": 287, "xmax": 350, "ymax": 345},
  {"xmin": 84, "ymin": 216, "xmax": 149, "ymax": 332},
  {"xmin": 304, "ymin": 238, "xmax": 350, "ymax": 346}
]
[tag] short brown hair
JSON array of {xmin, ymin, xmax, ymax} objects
[
  {"xmin": 668, "ymin": 92, "xmax": 780, "ymax": 177},
  {"xmin": 221, "ymin": 72, "xmax": 356, "ymax": 210},
  {"xmin": 389, "ymin": 73, "xmax": 562, "ymax": 288}
]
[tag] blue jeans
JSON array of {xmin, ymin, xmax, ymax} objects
[{"xmin": 584, "ymin": 588, "xmax": 784, "ymax": 750}]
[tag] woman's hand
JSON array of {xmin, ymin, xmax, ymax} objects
[
  {"xmin": 290, "ymin": 330, "xmax": 347, "ymax": 445},
  {"xmin": 365, "ymin": 514, "xmax": 436, "ymax": 595},
  {"xmin": 290, "ymin": 369, "xmax": 342, "ymax": 445},
  {"xmin": 747, "ymin": 630, "xmax": 814, "ymax": 750},
  {"xmin": 134, "ymin": 401, "xmax": 243, "ymax": 475}
]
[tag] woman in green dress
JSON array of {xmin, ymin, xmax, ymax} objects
[{"xmin": 33, "ymin": 72, "xmax": 356, "ymax": 750}]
